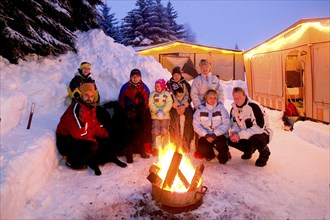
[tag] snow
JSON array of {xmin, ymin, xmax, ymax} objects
[{"xmin": 1, "ymin": 29, "xmax": 329, "ymax": 219}]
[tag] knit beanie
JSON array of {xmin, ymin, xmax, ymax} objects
[
  {"xmin": 172, "ymin": 66, "xmax": 182, "ymax": 75},
  {"xmin": 130, "ymin": 69, "xmax": 142, "ymax": 77},
  {"xmin": 80, "ymin": 83, "xmax": 95, "ymax": 96},
  {"xmin": 80, "ymin": 62, "xmax": 92, "ymax": 70},
  {"xmin": 155, "ymin": 79, "xmax": 167, "ymax": 92}
]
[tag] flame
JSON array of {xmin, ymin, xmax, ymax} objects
[{"xmin": 155, "ymin": 142, "xmax": 200, "ymax": 192}]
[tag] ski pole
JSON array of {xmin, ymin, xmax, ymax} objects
[{"xmin": 27, "ymin": 102, "xmax": 36, "ymax": 129}]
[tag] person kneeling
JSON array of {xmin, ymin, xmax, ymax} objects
[
  {"xmin": 56, "ymin": 83, "xmax": 126, "ymax": 176},
  {"xmin": 228, "ymin": 87, "xmax": 273, "ymax": 167},
  {"xmin": 193, "ymin": 89, "xmax": 231, "ymax": 164}
]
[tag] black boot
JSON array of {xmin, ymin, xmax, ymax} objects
[
  {"xmin": 89, "ymin": 164, "xmax": 102, "ymax": 176},
  {"xmin": 255, "ymin": 146, "xmax": 271, "ymax": 167}
]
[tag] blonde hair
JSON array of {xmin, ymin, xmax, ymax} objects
[
  {"xmin": 232, "ymin": 87, "xmax": 246, "ymax": 96},
  {"xmin": 203, "ymin": 89, "xmax": 219, "ymax": 101},
  {"xmin": 199, "ymin": 59, "xmax": 211, "ymax": 67}
]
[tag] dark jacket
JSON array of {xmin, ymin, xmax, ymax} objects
[
  {"xmin": 68, "ymin": 69, "xmax": 100, "ymax": 104},
  {"xmin": 167, "ymin": 77, "xmax": 192, "ymax": 108},
  {"xmin": 118, "ymin": 80, "xmax": 150, "ymax": 109},
  {"xmin": 56, "ymin": 99, "xmax": 108, "ymax": 142}
]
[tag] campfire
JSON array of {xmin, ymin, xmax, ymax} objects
[{"xmin": 147, "ymin": 143, "xmax": 207, "ymax": 212}]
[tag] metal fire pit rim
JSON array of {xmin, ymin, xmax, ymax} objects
[{"xmin": 151, "ymin": 183, "xmax": 208, "ymax": 208}]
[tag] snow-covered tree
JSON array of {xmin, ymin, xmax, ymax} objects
[
  {"xmin": 120, "ymin": 0, "xmax": 187, "ymax": 46},
  {"xmin": 165, "ymin": 1, "xmax": 185, "ymax": 41},
  {"xmin": 0, "ymin": 0, "xmax": 103, "ymax": 64},
  {"xmin": 98, "ymin": 4, "xmax": 122, "ymax": 42}
]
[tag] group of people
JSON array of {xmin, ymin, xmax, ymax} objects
[{"xmin": 55, "ymin": 59, "xmax": 273, "ymax": 176}]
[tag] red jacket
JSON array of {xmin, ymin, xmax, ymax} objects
[{"xmin": 56, "ymin": 100, "xmax": 109, "ymax": 142}]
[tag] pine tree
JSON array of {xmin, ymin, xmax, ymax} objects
[
  {"xmin": 0, "ymin": 0, "xmax": 103, "ymax": 64},
  {"xmin": 98, "ymin": 4, "xmax": 122, "ymax": 42},
  {"xmin": 165, "ymin": 1, "xmax": 185, "ymax": 40}
]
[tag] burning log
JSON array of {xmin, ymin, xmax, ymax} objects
[
  {"xmin": 162, "ymin": 151, "xmax": 182, "ymax": 189},
  {"xmin": 147, "ymin": 172, "xmax": 163, "ymax": 188},
  {"xmin": 177, "ymin": 169, "xmax": 190, "ymax": 189},
  {"xmin": 188, "ymin": 163, "xmax": 205, "ymax": 191},
  {"xmin": 149, "ymin": 164, "xmax": 160, "ymax": 174}
]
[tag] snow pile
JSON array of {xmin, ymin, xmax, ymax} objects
[
  {"xmin": 0, "ymin": 29, "xmax": 171, "ymax": 136},
  {"xmin": 293, "ymin": 120, "xmax": 330, "ymax": 150}
]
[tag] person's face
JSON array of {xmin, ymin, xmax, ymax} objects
[
  {"xmin": 233, "ymin": 91, "xmax": 246, "ymax": 106},
  {"xmin": 81, "ymin": 67, "xmax": 91, "ymax": 76},
  {"xmin": 130, "ymin": 75, "xmax": 141, "ymax": 84},
  {"xmin": 82, "ymin": 90, "xmax": 95, "ymax": 105},
  {"xmin": 172, "ymin": 73, "xmax": 181, "ymax": 82},
  {"xmin": 155, "ymin": 83, "xmax": 163, "ymax": 93},
  {"xmin": 200, "ymin": 64, "xmax": 211, "ymax": 75},
  {"xmin": 206, "ymin": 94, "xmax": 217, "ymax": 106}
]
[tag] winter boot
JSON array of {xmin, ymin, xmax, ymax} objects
[
  {"xmin": 255, "ymin": 146, "xmax": 271, "ymax": 167},
  {"xmin": 65, "ymin": 159, "xmax": 87, "ymax": 171},
  {"xmin": 144, "ymin": 143, "xmax": 152, "ymax": 155},
  {"xmin": 89, "ymin": 164, "xmax": 102, "ymax": 176},
  {"xmin": 140, "ymin": 150, "xmax": 150, "ymax": 159}
]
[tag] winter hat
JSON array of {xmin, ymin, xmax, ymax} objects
[
  {"xmin": 171, "ymin": 66, "xmax": 182, "ymax": 75},
  {"xmin": 155, "ymin": 79, "xmax": 167, "ymax": 92},
  {"xmin": 130, "ymin": 69, "xmax": 142, "ymax": 77},
  {"xmin": 80, "ymin": 62, "xmax": 92, "ymax": 70},
  {"xmin": 80, "ymin": 83, "xmax": 95, "ymax": 96}
]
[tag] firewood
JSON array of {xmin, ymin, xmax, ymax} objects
[
  {"xmin": 162, "ymin": 151, "xmax": 182, "ymax": 189},
  {"xmin": 177, "ymin": 169, "xmax": 190, "ymax": 189},
  {"xmin": 147, "ymin": 172, "xmax": 163, "ymax": 188},
  {"xmin": 189, "ymin": 163, "xmax": 204, "ymax": 191},
  {"xmin": 149, "ymin": 164, "xmax": 160, "ymax": 174}
]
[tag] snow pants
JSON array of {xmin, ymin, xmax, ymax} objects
[
  {"xmin": 227, "ymin": 133, "xmax": 270, "ymax": 155},
  {"xmin": 151, "ymin": 119, "xmax": 169, "ymax": 149},
  {"xmin": 56, "ymin": 135, "xmax": 99, "ymax": 166},
  {"xmin": 169, "ymin": 106, "xmax": 194, "ymax": 149},
  {"xmin": 197, "ymin": 135, "xmax": 229, "ymax": 161}
]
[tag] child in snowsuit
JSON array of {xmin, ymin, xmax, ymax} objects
[
  {"xmin": 149, "ymin": 79, "xmax": 173, "ymax": 156},
  {"xmin": 67, "ymin": 62, "xmax": 100, "ymax": 104},
  {"xmin": 118, "ymin": 69, "xmax": 152, "ymax": 162}
]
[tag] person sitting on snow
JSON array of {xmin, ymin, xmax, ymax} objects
[
  {"xmin": 56, "ymin": 83, "xmax": 127, "ymax": 176},
  {"xmin": 166, "ymin": 66, "xmax": 194, "ymax": 152},
  {"xmin": 228, "ymin": 87, "xmax": 273, "ymax": 167},
  {"xmin": 67, "ymin": 62, "xmax": 100, "ymax": 104},
  {"xmin": 118, "ymin": 69, "xmax": 152, "ymax": 162},
  {"xmin": 190, "ymin": 59, "xmax": 225, "ymax": 159},
  {"xmin": 193, "ymin": 89, "xmax": 231, "ymax": 164},
  {"xmin": 149, "ymin": 79, "xmax": 173, "ymax": 156}
]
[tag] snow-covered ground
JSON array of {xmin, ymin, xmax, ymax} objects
[{"xmin": 0, "ymin": 30, "xmax": 329, "ymax": 220}]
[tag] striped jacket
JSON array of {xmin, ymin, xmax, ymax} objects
[{"xmin": 193, "ymin": 102, "xmax": 230, "ymax": 137}]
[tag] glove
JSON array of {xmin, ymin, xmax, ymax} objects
[{"xmin": 156, "ymin": 109, "xmax": 165, "ymax": 118}]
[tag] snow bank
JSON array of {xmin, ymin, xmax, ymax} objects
[
  {"xmin": 0, "ymin": 131, "xmax": 58, "ymax": 219},
  {"xmin": 293, "ymin": 120, "xmax": 330, "ymax": 150}
]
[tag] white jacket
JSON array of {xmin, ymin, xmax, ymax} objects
[
  {"xmin": 190, "ymin": 72, "xmax": 224, "ymax": 108},
  {"xmin": 193, "ymin": 102, "xmax": 230, "ymax": 137},
  {"xmin": 230, "ymin": 98, "xmax": 273, "ymax": 140}
]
